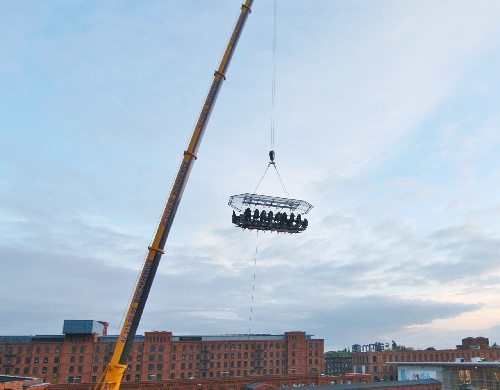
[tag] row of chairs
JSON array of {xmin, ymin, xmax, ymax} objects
[{"xmin": 232, "ymin": 208, "xmax": 308, "ymax": 231}]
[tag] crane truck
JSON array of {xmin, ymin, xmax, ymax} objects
[{"xmin": 95, "ymin": 2, "xmax": 254, "ymax": 389}]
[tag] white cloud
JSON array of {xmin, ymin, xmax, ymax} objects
[{"xmin": 1, "ymin": 0, "xmax": 500, "ymax": 352}]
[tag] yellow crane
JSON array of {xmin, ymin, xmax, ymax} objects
[{"xmin": 95, "ymin": 2, "xmax": 254, "ymax": 388}]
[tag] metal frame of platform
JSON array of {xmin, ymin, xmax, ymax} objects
[{"xmin": 228, "ymin": 193, "xmax": 313, "ymax": 214}]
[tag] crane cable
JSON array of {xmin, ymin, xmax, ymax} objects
[
  {"xmin": 254, "ymin": 0, "xmax": 290, "ymax": 199},
  {"xmin": 248, "ymin": 230, "xmax": 259, "ymax": 335},
  {"xmin": 270, "ymin": 0, "xmax": 277, "ymax": 152},
  {"xmin": 248, "ymin": 0, "xmax": 278, "ymax": 338}
]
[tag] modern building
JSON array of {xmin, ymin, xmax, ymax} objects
[
  {"xmin": 393, "ymin": 360, "xmax": 500, "ymax": 390},
  {"xmin": 0, "ymin": 320, "xmax": 324, "ymax": 385},
  {"xmin": 281, "ymin": 380, "xmax": 442, "ymax": 390},
  {"xmin": 352, "ymin": 337, "xmax": 500, "ymax": 381}
]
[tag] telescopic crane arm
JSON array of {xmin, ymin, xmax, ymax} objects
[{"xmin": 95, "ymin": 2, "xmax": 254, "ymax": 389}]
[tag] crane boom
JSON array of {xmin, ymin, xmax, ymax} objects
[{"xmin": 96, "ymin": 2, "xmax": 254, "ymax": 389}]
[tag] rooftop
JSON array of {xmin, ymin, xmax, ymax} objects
[
  {"xmin": 282, "ymin": 379, "xmax": 441, "ymax": 390},
  {"xmin": 389, "ymin": 361, "xmax": 500, "ymax": 367}
]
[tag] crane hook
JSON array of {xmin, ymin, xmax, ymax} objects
[{"xmin": 269, "ymin": 150, "xmax": 275, "ymax": 164}]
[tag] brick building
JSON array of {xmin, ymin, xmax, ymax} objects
[
  {"xmin": 352, "ymin": 336, "xmax": 500, "ymax": 381},
  {"xmin": 0, "ymin": 320, "xmax": 324, "ymax": 385},
  {"xmin": 324, "ymin": 355, "xmax": 352, "ymax": 375}
]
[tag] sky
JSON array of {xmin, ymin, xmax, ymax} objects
[{"xmin": 1, "ymin": 0, "xmax": 500, "ymax": 353}]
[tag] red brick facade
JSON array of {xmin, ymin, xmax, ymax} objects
[
  {"xmin": 0, "ymin": 324, "xmax": 323, "ymax": 385},
  {"xmin": 352, "ymin": 337, "xmax": 500, "ymax": 381}
]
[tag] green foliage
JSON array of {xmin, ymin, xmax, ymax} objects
[
  {"xmin": 325, "ymin": 348, "xmax": 351, "ymax": 357},
  {"xmin": 391, "ymin": 340, "xmax": 413, "ymax": 351}
]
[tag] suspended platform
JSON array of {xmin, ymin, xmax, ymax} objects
[{"xmin": 228, "ymin": 193, "xmax": 313, "ymax": 233}]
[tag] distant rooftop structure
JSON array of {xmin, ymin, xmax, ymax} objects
[
  {"xmin": 0, "ymin": 335, "xmax": 64, "ymax": 344},
  {"xmin": 171, "ymin": 333, "xmax": 315, "ymax": 342},
  {"xmin": 0, "ymin": 375, "xmax": 48, "ymax": 388},
  {"xmin": 62, "ymin": 320, "xmax": 108, "ymax": 335}
]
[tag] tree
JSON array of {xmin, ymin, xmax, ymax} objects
[
  {"xmin": 325, "ymin": 349, "xmax": 352, "ymax": 357},
  {"xmin": 391, "ymin": 340, "xmax": 412, "ymax": 351}
]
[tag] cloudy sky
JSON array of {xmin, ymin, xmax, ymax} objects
[{"xmin": 1, "ymin": 0, "xmax": 500, "ymax": 352}]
